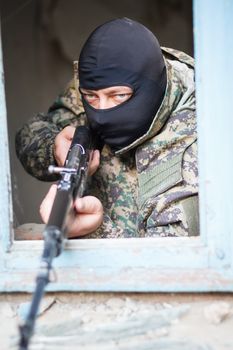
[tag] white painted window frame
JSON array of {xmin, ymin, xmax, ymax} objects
[{"xmin": 1, "ymin": 0, "xmax": 233, "ymax": 292}]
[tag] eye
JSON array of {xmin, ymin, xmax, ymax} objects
[
  {"xmin": 113, "ymin": 93, "xmax": 132, "ymax": 103},
  {"xmin": 118, "ymin": 94, "xmax": 128, "ymax": 98},
  {"xmin": 82, "ymin": 93, "xmax": 98, "ymax": 102}
]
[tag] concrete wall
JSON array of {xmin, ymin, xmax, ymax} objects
[
  {"xmin": 2, "ymin": 292, "xmax": 233, "ymax": 349},
  {"xmin": 0, "ymin": 0, "xmax": 193, "ymax": 226}
]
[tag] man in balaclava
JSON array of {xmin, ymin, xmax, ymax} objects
[
  {"xmin": 16, "ymin": 18, "xmax": 198, "ymax": 238},
  {"xmin": 78, "ymin": 18, "xmax": 167, "ymax": 152}
]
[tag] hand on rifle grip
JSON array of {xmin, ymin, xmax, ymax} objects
[
  {"xmin": 40, "ymin": 184, "xmax": 103, "ymax": 237},
  {"xmin": 54, "ymin": 126, "xmax": 100, "ymax": 175}
]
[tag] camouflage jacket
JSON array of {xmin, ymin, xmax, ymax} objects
[{"xmin": 16, "ymin": 47, "xmax": 198, "ymax": 238}]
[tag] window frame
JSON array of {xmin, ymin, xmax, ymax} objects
[{"xmin": 1, "ymin": 0, "xmax": 233, "ymax": 293}]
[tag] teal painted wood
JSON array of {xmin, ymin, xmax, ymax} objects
[
  {"xmin": 0, "ymin": 27, "xmax": 13, "ymax": 255},
  {"xmin": 1, "ymin": 1, "xmax": 233, "ymax": 292},
  {"xmin": 193, "ymin": 0, "xmax": 233, "ymax": 269},
  {"xmin": 1, "ymin": 238, "xmax": 233, "ymax": 292},
  {"xmin": 6, "ymin": 238, "xmax": 209, "ymax": 270}
]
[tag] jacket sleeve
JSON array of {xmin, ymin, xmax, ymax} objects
[{"xmin": 15, "ymin": 80, "xmax": 87, "ymax": 181}]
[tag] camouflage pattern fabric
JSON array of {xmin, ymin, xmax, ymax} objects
[{"xmin": 15, "ymin": 48, "xmax": 199, "ymax": 238}]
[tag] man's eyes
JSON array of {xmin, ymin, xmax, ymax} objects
[
  {"xmin": 81, "ymin": 91, "xmax": 133, "ymax": 108},
  {"xmin": 83, "ymin": 93, "xmax": 131, "ymax": 100}
]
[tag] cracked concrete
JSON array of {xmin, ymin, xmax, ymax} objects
[{"xmin": 1, "ymin": 293, "xmax": 233, "ymax": 350}]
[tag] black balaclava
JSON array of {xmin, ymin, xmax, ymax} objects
[{"xmin": 78, "ymin": 18, "xmax": 167, "ymax": 153}]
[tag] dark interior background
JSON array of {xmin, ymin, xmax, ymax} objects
[{"xmin": 0, "ymin": 0, "xmax": 193, "ymax": 226}]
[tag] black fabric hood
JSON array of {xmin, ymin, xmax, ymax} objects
[{"xmin": 78, "ymin": 18, "xmax": 167, "ymax": 152}]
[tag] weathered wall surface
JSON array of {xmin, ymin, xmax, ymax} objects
[
  {"xmin": 0, "ymin": 0, "xmax": 193, "ymax": 226},
  {"xmin": 2, "ymin": 293, "xmax": 233, "ymax": 350}
]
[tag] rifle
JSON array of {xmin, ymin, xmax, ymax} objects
[{"xmin": 18, "ymin": 125, "xmax": 92, "ymax": 350}]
